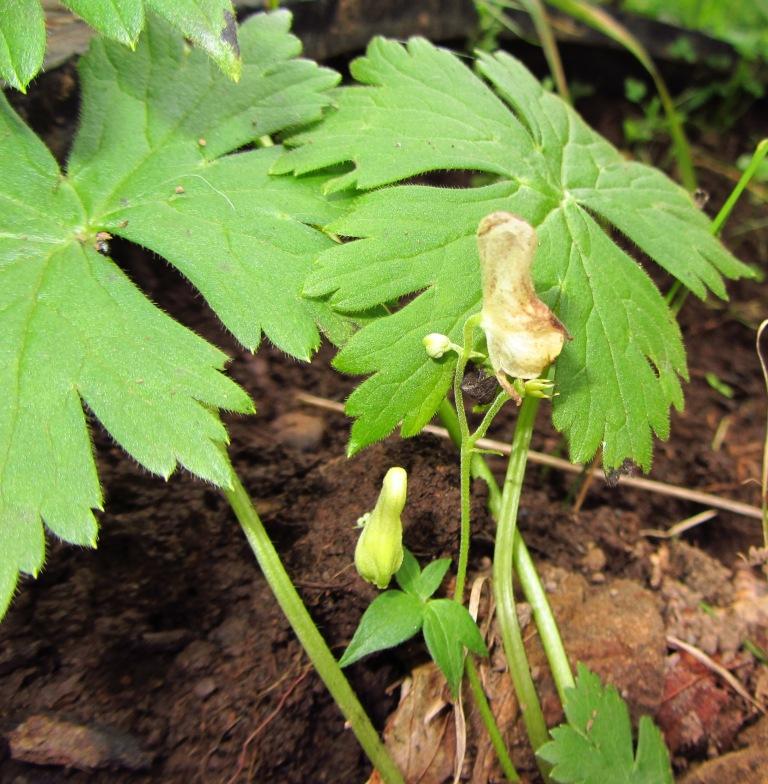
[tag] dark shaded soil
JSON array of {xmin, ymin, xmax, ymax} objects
[{"xmin": 2, "ymin": 14, "xmax": 767, "ymax": 784}]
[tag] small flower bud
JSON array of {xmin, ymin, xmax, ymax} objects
[
  {"xmin": 423, "ymin": 333, "xmax": 454, "ymax": 359},
  {"xmin": 523, "ymin": 378, "xmax": 555, "ymax": 399},
  {"xmin": 354, "ymin": 467, "xmax": 407, "ymax": 589}
]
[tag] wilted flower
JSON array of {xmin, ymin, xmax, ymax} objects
[
  {"xmin": 477, "ymin": 212, "xmax": 569, "ymax": 403},
  {"xmin": 354, "ymin": 467, "xmax": 407, "ymax": 589}
]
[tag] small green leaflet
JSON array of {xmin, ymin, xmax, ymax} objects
[
  {"xmin": 339, "ymin": 590, "xmax": 424, "ymax": 667},
  {"xmin": 341, "ymin": 550, "xmax": 485, "ymax": 694},
  {"xmin": 0, "ymin": 0, "xmax": 242, "ymax": 91},
  {"xmin": 0, "ymin": 11, "xmax": 345, "ymax": 617},
  {"xmin": 275, "ymin": 37, "xmax": 752, "ymax": 469},
  {"xmin": 423, "ymin": 599, "xmax": 488, "ymax": 695},
  {"xmin": 538, "ymin": 664, "xmax": 674, "ymax": 784}
]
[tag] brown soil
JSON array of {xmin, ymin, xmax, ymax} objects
[{"xmin": 2, "ymin": 19, "xmax": 767, "ymax": 784}]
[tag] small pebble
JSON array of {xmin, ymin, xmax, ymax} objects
[
  {"xmin": 582, "ymin": 544, "xmax": 607, "ymax": 573},
  {"xmin": 193, "ymin": 678, "xmax": 217, "ymax": 699},
  {"xmin": 272, "ymin": 412, "xmax": 325, "ymax": 451}
]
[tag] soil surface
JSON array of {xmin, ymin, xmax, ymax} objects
[{"xmin": 2, "ymin": 16, "xmax": 768, "ymax": 784}]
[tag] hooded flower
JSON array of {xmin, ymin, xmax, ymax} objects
[
  {"xmin": 354, "ymin": 467, "xmax": 407, "ymax": 589},
  {"xmin": 477, "ymin": 212, "xmax": 569, "ymax": 400}
]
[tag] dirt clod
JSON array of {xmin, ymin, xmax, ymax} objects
[
  {"xmin": 7, "ymin": 715, "xmax": 152, "ymax": 771},
  {"xmin": 272, "ymin": 412, "xmax": 326, "ymax": 451}
]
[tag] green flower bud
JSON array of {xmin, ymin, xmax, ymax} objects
[
  {"xmin": 423, "ymin": 333, "xmax": 455, "ymax": 359},
  {"xmin": 523, "ymin": 377, "xmax": 556, "ymax": 399},
  {"xmin": 354, "ymin": 467, "xmax": 407, "ymax": 589}
]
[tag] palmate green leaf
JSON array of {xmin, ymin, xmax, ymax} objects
[
  {"xmin": 0, "ymin": 11, "xmax": 344, "ymax": 617},
  {"xmin": 537, "ymin": 664, "xmax": 673, "ymax": 784},
  {"xmin": 0, "ymin": 0, "xmax": 45, "ymax": 92},
  {"xmin": 275, "ymin": 38, "xmax": 752, "ymax": 469}
]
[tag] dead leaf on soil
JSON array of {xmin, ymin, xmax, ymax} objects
[{"xmin": 367, "ymin": 663, "xmax": 455, "ymax": 784}]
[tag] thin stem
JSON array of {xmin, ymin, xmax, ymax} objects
[
  {"xmin": 758, "ymin": 320, "xmax": 768, "ymax": 548},
  {"xmin": 466, "ymin": 657, "xmax": 520, "ymax": 781},
  {"xmin": 712, "ymin": 138, "xmax": 768, "ymax": 236},
  {"xmin": 224, "ymin": 473, "xmax": 405, "ymax": 784},
  {"xmin": 670, "ymin": 138, "xmax": 768, "ymax": 316},
  {"xmin": 452, "ymin": 312, "xmax": 483, "ymax": 601},
  {"xmin": 438, "ymin": 401, "xmax": 574, "ymax": 702},
  {"xmin": 493, "ymin": 397, "xmax": 552, "ymax": 775},
  {"xmin": 456, "ymin": 440, "xmax": 473, "ymax": 601},
  {"xmin": 514, "ymin": 535, "xmax": 575, "ymax": 702},
  {"xmin": 455, "ymin": 391, "xmax": 509, "ymax": 601},
  {"xmin": 518, "ymin": 0, "xmax": 571, "ymax": 103},
  {"xmin": 475, "ymin": 391, "xmax": 510, "ymax": 441}
]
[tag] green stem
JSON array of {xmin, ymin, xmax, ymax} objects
[
  {"xmin": 455, "ymin": 390, "xmax": 510, "ymax": 601},
  {"xmin": 452, "ymin": 313, "xmax": 483, "ymax": 602},
  {"xmin": 466, "ymin": 657, "xmax": 520, "ymax": 781},
  {"xmin": 670, "ymin": 138, "xmax": 768, "ymax": 316},
  {"xmin": 224, "ymin": 473, "xmax": 405, "ymax": 784},
  {"xmin": 439, "ymin": 401, "xmax": 572, "ymax": 702},
  {"xmin": 518, "ymin": 0, "xmax": 571, "ymax": 103},
  {"xmin": 456, "ymin": 439, "xmax": 473, "ymax": 601},
  {"xmin": 493, "ymin": 397, "xmax": 552, "ymax": 774},
  {"xmin": 712, "ymin": 138, "xmax": 768, "ymax": 236},
  {"xmin": 514, "ymin": 535, "xmax": 575, "ymax": 702}
]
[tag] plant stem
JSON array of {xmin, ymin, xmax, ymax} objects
[
  {"xmin": 493, "ymin": 397, "xmax": 552, "ymax": 774},
  {"xmin": 224, "ymin": 472, "xmax": 405, "ymax": 784},
  {"xmin": 669, "ymin": 138, "xmax": 767, "ymax": 315},
  {"xmin": 452, "ymin": 313, "xmax": 482, "ymax": 602},
  {"xmin": 518, "ymin": 0, "xmax": 571, "ymax": 104},
  {"xmin": 456, "ymin": 437, "xmax": 473, "ymax": 601},
  {"xmin": 438, "ymin": 401, "xmax": 573, "ymax": 702},
  {"xmin": 466, "ymin": 657, "xmax": 520, "ymax": 781},
  {"xmin": 455, "ymin": 391, "xmax": 509, "ymax": 601},
  {"xmin": 757, "ymin": 320, "xmax": 768, "ymax": 548},
  {"xmin": 438, "ymin": 401, "xmax": 574, "ymax": 760},
  {"xmin": 712, "ymin": 138, "xmax": 768, "ymax": 236},
  {"xmin": 513, "ymin": 534, "xmax": 575, "ymax": 702}
]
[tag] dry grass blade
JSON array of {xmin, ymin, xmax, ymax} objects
[
  {"xmin": 667, "ymin": 635, "xmax": 766, "ymax": 714},
  {"xmin": 297, "ymin": 393, "xmax": 763, "ymax": 520},
  {"xmin": 640, "ymin": 509, "xmax": 718, "ymax": 539},
  {"xmin": 758, "ymin": 319, "xmax": 768, "ymax": 546}
]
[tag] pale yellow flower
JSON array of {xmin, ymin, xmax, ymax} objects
[{"xmin": 477, "ymin": 212, "xmax": 568, "ymax": 402}]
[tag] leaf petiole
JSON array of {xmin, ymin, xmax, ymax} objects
[{"xmin": 225, "ymin": 471, "xmax": 405, "ymax": 784}]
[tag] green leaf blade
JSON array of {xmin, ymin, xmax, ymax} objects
[
  {"xmin": 538, "ymin": 664, "xmax": 673, "ymax": 784},
  {"xmin": 67, "ymin": 12, "xmax": 343, "ymax": 360},
  {"xmin": 415, "ymin": 558, "xmax": 451, "ymax": 600},
  {"xmin": 1, "ymin": 11, "xmax": 344, "ymax": 616},
  {"xmin": 146, "ymin": 0, "xmax": 241, "ymax": 80},
  {"xmin": 281, "ymin": 37, "xmax": 749, "ymax": 470},
  {"xmin": 422, "ymin": 599, "xmax": 488, "ymax": 695},
  {"xmin": 394, "ymin": 548, "xmax": 422, "ymax": 595},
  {"xmin": 339, "ymin": 590, "xmax": 424, "ymax": 667},
  {"xmin": 62, "ymin": 0, "xmax": 145, "ymax": 46},
  {"xmin": 0, "ymin": 0, "xmax": 45, "ymax": 92}
]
